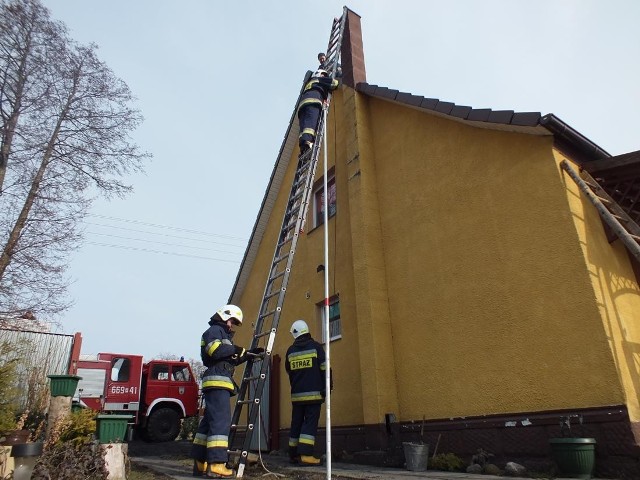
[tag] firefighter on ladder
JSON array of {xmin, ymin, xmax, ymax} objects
[
  {"xmin": 191, "ymin": 304, "xmax": 263, "ymax": 478},
  {"xmin": 297, "ymin": 69, "xmax": 338, "ymax": 154},
  {"xmin": 285, "ymin": 319, "xmax": 330, "ymax": 466}
]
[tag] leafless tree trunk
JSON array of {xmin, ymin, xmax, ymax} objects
[
  {"xmin": 0, "ymin": 0, "xmax": 150, "ymax": 318},
  {"xmin": 0, "ymin": 0, "xmax": 60, "ymax": 193}
]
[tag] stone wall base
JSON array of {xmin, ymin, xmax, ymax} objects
[{"xmin": 277, "ymin": 405, "xmax": 640, "ymax": 479}]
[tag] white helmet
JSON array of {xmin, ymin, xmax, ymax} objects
[
  {"xmin": 214, "ymin": 304, "xmax": 243, "ymax": 325},
  {"xmin": 290, "ymin": 319, "xmax": 309, "ymax": 339},
  {"xmin": 314, "ymin": 69, "xmax": 328, "ymax": 77}
]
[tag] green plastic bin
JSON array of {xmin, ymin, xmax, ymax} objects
[
  {"xmin": 96, "ymin": 415, "xmax": 133, "ymax": 444},
  {"xmin": 47, "ymin": 375, "xmax": 82, "ymax": 397},
  {"xmin": 549, "ymin": 437, "xmax": 596, "ymax": 479}
]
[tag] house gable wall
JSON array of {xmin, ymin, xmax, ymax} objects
[{"xmin": 360, "ymin": 94, "xmax": 623, "ymax": 420}]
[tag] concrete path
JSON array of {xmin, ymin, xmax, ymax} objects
[{"xmin": 131, "ymin": 454, "xmax": 560, "ymax": 480}]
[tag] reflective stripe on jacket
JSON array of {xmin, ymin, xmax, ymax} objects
[
  {"xmin": 297, "ymin": 76, "xmax": 339, "ymax": 114},
  {"xmin": 285, "ymin": 334, "xmax": 326, "ymax": 404}
]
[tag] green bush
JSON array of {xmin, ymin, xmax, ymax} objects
[
  {"xmin": 428, "ymin": 452, "xmax": 465, "ymax": 472},
  {"xmin": 59, "ymin": 408, "xmax": 97, "ymax": 443}
]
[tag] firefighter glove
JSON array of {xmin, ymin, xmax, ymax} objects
[
  {"xmin": 231, "ymin": 345, "xmax": 246, "ymax": 361},
  {"xmin": 248, "ymin": 347, "xmax": 265, "ymax": 356}
]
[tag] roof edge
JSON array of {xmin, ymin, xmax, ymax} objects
[{"xmin": 539, "ymin": 114, "xmax": 610, "ymax": 162}]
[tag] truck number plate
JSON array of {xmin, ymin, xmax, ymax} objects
[{"xmin": 110, "ymin": 385, "xmax": 137, "ymax": 395}]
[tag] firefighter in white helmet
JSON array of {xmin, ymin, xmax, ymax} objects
[
  {"xmin": 285, "ymin": 319, "xmax": 329, "ymax": 466},
  {"xmin": 191, "ymin": 304, "xmax": 263, "ymax": 478}
]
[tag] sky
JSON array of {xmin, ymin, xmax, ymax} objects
[{"xmin": 37, "ymin": 0, "xmax": 640, "ymax": 361}]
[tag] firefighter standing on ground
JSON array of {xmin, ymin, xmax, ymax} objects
[
  {"xmin": 297, "ymin": 69, "xmax": 338, "ymax": 154},
  {"xmin": 191, "ymin": 304, "xmax": 263, "ymax": 478},
  {"xmin": 285, "ymin": 319, "xmax": 329, "ymax": 466}
]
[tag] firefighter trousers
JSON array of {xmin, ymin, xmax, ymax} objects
[
  {"xmin": 190, "ymin": 389, "xmax": 231, "ymax": 464},
  {"xmin": 298, "ymin": 104, "xmax": 321, "ymax": 149},
  {"xmin": 288, "ymin": 402, "xmax": 321, "ymax": 457}
]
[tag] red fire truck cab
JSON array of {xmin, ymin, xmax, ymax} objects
[{"xmin": 74, "ymin": 353, "xmax": 200, "ymax": 442}]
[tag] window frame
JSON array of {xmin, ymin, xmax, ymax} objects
[
  {"xmin": 318, "ymin": 295, "xmax": 341, "ymax": 342},
  {"xmin": 312, "ymin": 167, "xmax": 336, "ymax": 228}
]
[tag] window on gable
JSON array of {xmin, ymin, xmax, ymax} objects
[
  {"xmin": 313, "ymin": 169, "xmax": 336, "ymax": 228},
  {"xmin": 317, "ymin": 296, "xmax": 341, "ymax": 342}
]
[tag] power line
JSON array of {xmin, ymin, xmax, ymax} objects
[
  {"xmin": 84, "ymin": 241, "xmax": 242, "ymax": 263},
  {"xmin": 85, "ymin": 231, "xmax": 242, "ymax": 255},
  {"xmin": 83, "ymin": 222, "xmax": 246, "ymax": 249},
  {"xmin": 86, "ymin": 213, "xmax": 248, "ymax": 241}
]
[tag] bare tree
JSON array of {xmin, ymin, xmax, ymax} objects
[{"xmin": 0, "ymin": 0, "xmax": 150, "ymax": 318}]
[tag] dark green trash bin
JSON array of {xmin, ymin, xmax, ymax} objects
[
  {"xmin": 549, "ymin": 437, "xmax": 596, "ymax": 479},
  {"xmin": 96, "ymin": 415, "xmax": 133, "ymax": 444},
  {"xmin": 47, "ymin": 375, "xmax": 82, "ymax": 397}
]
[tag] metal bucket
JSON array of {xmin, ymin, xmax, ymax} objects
[{"xmin": 403, "ymin": 442, "xmax": 429, "ymax": 471}]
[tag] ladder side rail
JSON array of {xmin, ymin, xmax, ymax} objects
[
  {"xmin": 235, "ymin": 89, "xmax": 333, "ymax": 477},
  {"xmin": 561, "ymin": 160, "xmax": 640, "ymax": 262},
  {"xmin": 230, "ymin": 122, "xmax": 324, "ymax": 440},
  {"xmin": 235, "ymin": 150, "xmax": 324, "ymax": 473},
  {"xmin": 230, "ymin": 185, "xmax": 306, "ymax": 432},
  {"xmin": 230, "ymin": 76, "xmax": 321, "ymax": 431},
  {"xmin": 237, "ymin": 132, "xmax": 324, "ymax": 443},
  {"xmin": 234, "ymin": 9, "xmax": 347, "ymax": 477},
  {"xmin": 325, "ymin": 8, "xmax": 347, "ymax": 79}
]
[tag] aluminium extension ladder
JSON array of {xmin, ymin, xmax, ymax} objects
[
  {"xmin": 561, "ymin": 160, "xmax": 640, "ymax": 263},
  {"xmin": 229, "ymin": 8, "xmax": 348, "ymax": 478}
]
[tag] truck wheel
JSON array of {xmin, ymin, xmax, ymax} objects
[{"xmin": 145, "ymin": 407, "xmax": 180, "ymax": 442}]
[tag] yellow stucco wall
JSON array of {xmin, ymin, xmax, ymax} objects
[
  {"xmin": 234, "ymin": 85, "xmax": 638, "ymax": 431},
  {"xmin": 557, "ymin": 155, "xmax": 640, "ymax": 423},
  {"xmin": 363, "ymin": 95, "xmax": 624, "ymax": 421}
]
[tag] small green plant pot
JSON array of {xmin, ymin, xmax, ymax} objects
[
  {"xmin": 549, "ymin": 437, "xmax": 596, "ymax": 479},
  {"xmin": 47, "ymin": 375, "xmax": 82, "ymax": 397},
  {"xmin": 96, "ymin": 415, "xmax": 133, "ymax": 444}
]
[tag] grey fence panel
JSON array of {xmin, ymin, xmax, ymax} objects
[{"xmin": 0, "ymin": 327, "xmax": 75, "ymax": 410}]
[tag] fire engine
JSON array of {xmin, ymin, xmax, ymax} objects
[{"xmin": 73, "ymin": 353, "xmax": 200, "ymax": 442}]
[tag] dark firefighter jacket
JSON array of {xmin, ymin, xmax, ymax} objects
[
  {"xmin": 297, "ymin": 76, "xmax": 339, "ymax": 113},
  {"xmin": 200, "ymin": 319, "xmax": 238, "ymax": 393},
  {"xmin": 285, "ymin": 333, "xmax": 327, "ymax": 404}
]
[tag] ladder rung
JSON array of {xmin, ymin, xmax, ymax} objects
[
  {"xmin": 243, "ymin": 374, "xmax": 262, "ymax": 382},
  {"xmin": 264, "ymin": 289, "xmax": 281, "ymax": 301},
  {"xmin": 281, "ymin": 222, "xmax": 297, "ymax": 235},
  {"xmin": 273, "ymin": 252, "xmax": 291, "ymax": 264},
  {"xmin": 269, "ymin": 269, "xmax": 286, "ymax": 282},
  {"xmin": 612, "ymin": 214, "xmax": 628, "ymax": 222},
  {"xmin": 585, "ymin": 181, "xmax": 599, "ymax": 190},
  {"xmin": 631, "ymin": 234, "xmax": 640, "ymax": 241},
  {"xmin": 259, "ymin": 309, "xmax": 276, "ymax": 320},
  {"xmin": 276, "ymin": 237, "xmax": 292, "ymax": 249},
  {"xmin": 595, "ymin": 195, "xmax": 611, "ymax": 204},
  {"xmin": 236, "ymin": 399, "xmax": 252, "ymax": 405},
  {"xmin": 255, "ymin": 329, "xmax": 273, "ymax": 339},
  {"xmin": 290, "ymin": 191, "xmax": 304, "ymax": 204},
  {"xmin": 285, "ymin": 202, "xmax": 302, "ymax": 217}
]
